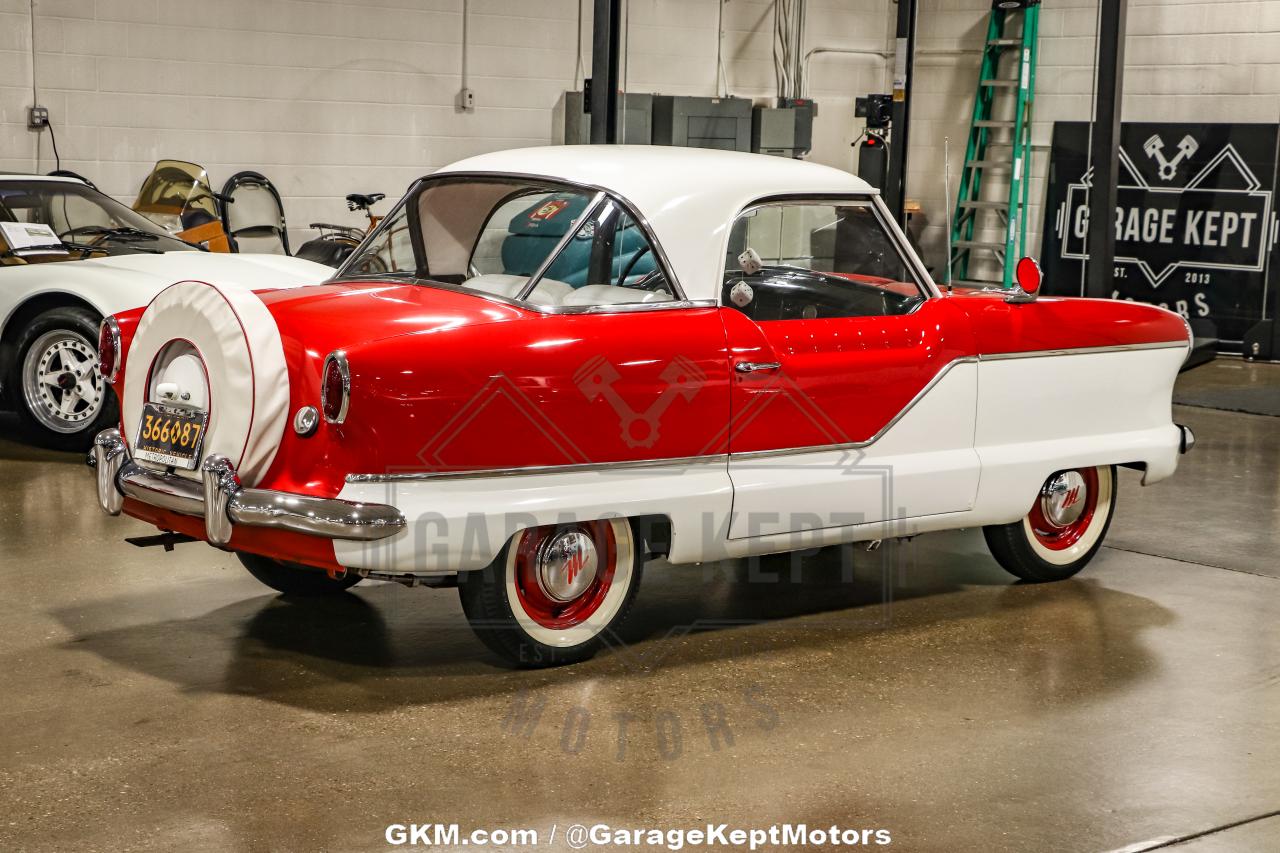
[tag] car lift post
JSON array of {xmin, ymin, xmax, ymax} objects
[
  {"xmin": 883, "ymin": 0, "xmax": 918, "ymax": 226},
  {"xmin": 1085, "ymin": 0, "xmax": 1128, "ymax": 298},
  {"xmin": 589, "ymin": 0, "xmax": 622, "ymax": 144}
]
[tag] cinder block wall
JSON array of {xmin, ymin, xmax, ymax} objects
[
  {"xmin": 0, "ymin": 0, "xmax": 891, "ymax": 246},
  {"xmin": 2, "ymin": 0, "xmax": 1278, "ymax": 267}
]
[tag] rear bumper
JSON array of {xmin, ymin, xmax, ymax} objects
[{"xmin": 91, "ymin": 429, "xmax": 405, "ymax": 546}]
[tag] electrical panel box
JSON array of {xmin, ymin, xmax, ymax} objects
[
  {"xmin": 751, "ymin": 103, "xmax": 815, "ymax": 158},
  {"xmin": 651, "ymin": 95, "xmax": 752, "ymax": 152},
  {"xmin": 559, "ymin": 91, "xmax": 653, "ymax": 145}
]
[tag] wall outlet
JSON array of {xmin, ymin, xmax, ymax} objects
[
  {"xmin": 28, "ymin": 105, "xmax": 49, "ymax": 129},
  {"xmin": 456, "ymin": 88, "xmax": 475, "ymax": 112}
]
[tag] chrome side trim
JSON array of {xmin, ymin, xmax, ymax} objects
[
  {"xmin": 977, "ymin": 341, "xmax": 1190, "ymax": 361},
  {"xmin": 536, "ymin": 298, "xmax": 719, "ymax": 316},
  {"xmin": 346, "ymin": 453, "xmax": 732, "ymax": 484},
  {"xmin": 363, "ymin": 278, "xmax": 717, "ymax": 316}
]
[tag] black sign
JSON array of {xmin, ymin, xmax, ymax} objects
[{"xmin": 1041, "ymin": 122, "xmax": 1280, "ymax": 345}]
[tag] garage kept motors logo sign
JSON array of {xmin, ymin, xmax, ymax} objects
[{"xmin": 1041, "ymin": 122, "xmax": 1280, "ymax": 345}]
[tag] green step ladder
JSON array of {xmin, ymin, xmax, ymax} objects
[{"xmin": 949, "ymin": 0, "xmax": 1041, "ymax": 289}]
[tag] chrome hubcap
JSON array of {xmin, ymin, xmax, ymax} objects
[
  {"xmin": 1040, "ymin": 470, "xmax": 1088, "ymax": 528},
  {"xmin": 22, "ymin": 330, "xmax": 104, "ymax": 433},
  {"xmin": 534, "ymin": 529, "xmax": 598, "ymax": 602}
]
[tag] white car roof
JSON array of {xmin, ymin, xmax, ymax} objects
[{"xmin": 435, "ymin": 146, "xmax": 875, "ymax": 301}]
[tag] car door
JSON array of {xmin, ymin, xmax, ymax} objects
[{"xmin": 719, "ymin": 196, "xmax": 981, "ymax": 540}]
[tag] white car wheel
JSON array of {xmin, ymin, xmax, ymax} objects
[
  {"xmin": 11, "ymin": 306, "xmax": 119, "ymax": 451},
  {"xmin": 21, "ymin": 329, "xmax": 105, "ymax": 434}
]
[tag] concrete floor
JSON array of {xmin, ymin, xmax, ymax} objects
[{"xmin": 1, "ymin": 361, "xmax": 1278, "ymax": 853}]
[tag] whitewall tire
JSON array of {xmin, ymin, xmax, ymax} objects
[
  {"xmin": 459, "ymin": 519, "xmax": 643, "ymax": 667},
  {"xmin": 983, "ymin": 465, "xmax": 1117, "ymax": 582}
]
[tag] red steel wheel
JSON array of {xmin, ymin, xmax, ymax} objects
[
  {"xmin": 983, "ymin": 465, "xmax": 1117, "ymax": 583},
  {"xmin": 1027, "ymin": 467, "xmax": 1100, "ymax": 552},
  {"xmin": 459, "ymin": 518, "xmax": 643, "ymax": 667},
  {"xmin": 511, "ymin": 521, "xmax": 618, "ymax": 630}
]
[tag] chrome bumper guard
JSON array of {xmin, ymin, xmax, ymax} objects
[{"xmin": 91, "ymin": 429, "xmax": 405, "ymax": 547}]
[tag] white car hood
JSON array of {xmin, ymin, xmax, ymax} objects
[{"xmin": 1, "ymin": 251, "xmax": 333, "ymax": 332}]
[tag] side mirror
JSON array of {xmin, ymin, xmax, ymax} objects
[{"xmin": 1006, "ymin": 256, "xmax": 1042, "ymax": 303}]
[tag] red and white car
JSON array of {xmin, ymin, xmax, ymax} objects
[{"xmin": 91, "ymin": 146, "xmax": 1195, "ymax": 666}]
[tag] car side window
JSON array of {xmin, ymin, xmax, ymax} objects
[
  {"xmin": 345, "ymin": 212, "xmax": 417, "ymax": 276},
  {"xmin": 526, "ymin": 197, "xmax": 674, "ymax": 307},
  {"xmin": 722, "ymin": 201, "xmax": 928, "ymax": 322},
  {"xmin": 472, "ymin": 190, "xmax": 589, "ymax": 279}
]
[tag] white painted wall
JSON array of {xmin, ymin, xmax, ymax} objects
[
  {"xmin": 2, "ymin": 0, "xmax": 1279, "ymax": 269},
  {"xmin": 0, "ymin": 0, "xmax": 891, "ymax": 247}
]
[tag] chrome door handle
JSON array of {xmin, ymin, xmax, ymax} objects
[{"xmin": 734, "ymin": 361, "xmax": 781, "ymax": 374}]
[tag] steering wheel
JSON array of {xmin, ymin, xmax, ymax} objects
[
  {"xmin": 619, "ymin": 269, "xmax": 668, "ymax": 293},
  {"xmin": 616, "ymin": 245, "xmax": 652, "ymax": 286}
]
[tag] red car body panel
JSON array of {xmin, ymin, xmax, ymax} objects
[
  {"xmin": 105, "ymin": 278, "xmax": 1189, "ymax": 573},
  {"xmin": 330, "ymin": 304, "xmax": 732, "ymax": 477},
  {"xmin": 948, "ymin": 290, "xmax": 1190, "ymax": 354},
  {"xmin": 721, "ymin": 296, "xmax": 978, "ymax": 452}
]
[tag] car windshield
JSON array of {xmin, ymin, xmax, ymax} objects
[
  {"xmin": 0, "ymin": 179, "xmax": 197, "ymax": 258},
  {"xmin": 339, "ymin": 176, "xmax": 676, "ymax": 308}
]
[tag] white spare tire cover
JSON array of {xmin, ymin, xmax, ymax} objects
[{"xmin": 123, "ymin": 280, "xmax": 289, "ymax": 487}]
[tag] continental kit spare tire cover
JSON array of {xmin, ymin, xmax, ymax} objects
[{"xmin": 122, "ymin": 280, "xmax": 289, "ymax": 487}]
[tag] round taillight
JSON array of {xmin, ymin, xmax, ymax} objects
[
  {"xmin": 98, "ymin": 317, "xmax": 121, "ymax": 382},
  {"xmin": 321, "ymin": 351, "xmax": 350, "ymax": 424}
]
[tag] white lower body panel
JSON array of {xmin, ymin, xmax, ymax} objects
[{"xmin": 333, "ymin": 345, "xmax": 1186, "ymax": 576}]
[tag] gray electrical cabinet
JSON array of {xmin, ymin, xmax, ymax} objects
[
  {"xmin": 559, "ymin": 91, "xmax": 653, "ymax": 145},
  {"xmin": 751, "ymin": 104, "xmax": 815, "ymax": 158},
  {"xmin": 650, "ymin": 95, "xmax": 752, "ymax": 152}
]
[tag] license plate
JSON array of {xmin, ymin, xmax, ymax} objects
[{"xmin": 134, "ymin": 402, "xmax": 209, "ymax": 470}]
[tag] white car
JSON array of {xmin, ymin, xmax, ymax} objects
[{"xmin": 0, "ymin": 173, "xmax": 332, "ymax": 450}]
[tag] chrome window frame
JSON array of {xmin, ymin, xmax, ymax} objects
[
  {"xmin": 333, "ymin": 171, "xmax": 708, "ymax": 315},
  {"xmin": 717, "ymin": 192, "xmax": 942, "ymax": 313}
]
